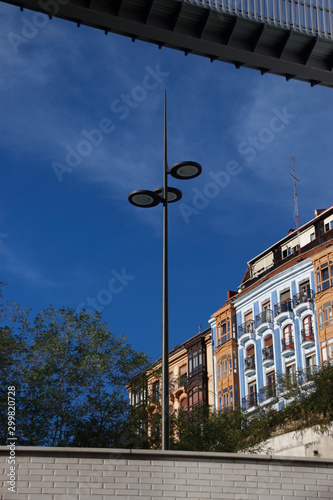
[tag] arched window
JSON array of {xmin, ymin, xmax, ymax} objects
[
  {"xmin": 245, "ymin": 344, "xmax": 255, "ymax": 370},
  {"xmin": 264, "ymin": 334, "xmax": 273, "ymax": 348},
  {"xmin": 283, "ymin": 324, "xmax": 293, "ymax": 349},
  {"xmin": 302, "ymin": 315, "xmax": 313, "ymax": 342},
  {"xmin": 247, "ymin": 344, "xmax": 255, "ymax": 357},
  {"xmin": 263, "ymin": 334, "xmax": 274, "ymax": 360},
  {"xmin": 188, "ymin": 387, "xmax": 202, "ymax": 409},
  {"xmin": 303, "ymin": 315, "xmax": 312, "ymax": 334},
  {"xmin": 180, "ymin": 397, "xmax": 187, "ymax": 409}
]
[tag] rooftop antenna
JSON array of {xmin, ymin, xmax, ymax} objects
[{"xmin": 288, "ymin": 156, "xmax": 301, "ymax": 254}]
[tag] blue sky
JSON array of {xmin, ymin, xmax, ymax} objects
[{"xmin": 0, "ymin": 3, "xmax": 332, "ymax": 363}]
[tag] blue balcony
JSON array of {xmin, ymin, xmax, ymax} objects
[
  {"xmin": 262, "ymin": 345, "xmax": 274, "ymax": 368},
  {"xmin": 281, "ymin": 336, "xmax": 295, "ymax": 358},
  {"xmin": 301, "ymin": 327, "xmax": 315, "ymax": 348},
  {"xmin": 244, "ymin": 355, "xmax": 256, "ymax": 377},
  {"xmin": 259, "ymin": 383, "xmax": 276, "ymax": 403},
  {"xmin": 255, "ymin": 309, "xmax": 273, "ymax": 335},
  {"xmin": 293, "ymin": 289, "xmax": 314, "ymax": 316},
  {"xmin": 242, "ymin": 392, "xmax": 258, "ymax": 410},
  {"xmin": 274, "ymin": 299, "xmax": 293, "ymax": 325},
  {"xmin": 238, "ymin": 320, "xmax": 255, "ymax": 346}
]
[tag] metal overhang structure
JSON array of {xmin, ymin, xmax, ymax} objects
[{"xmin": 1, "ymin": 0, "xmax": 333, "ymax": 88}]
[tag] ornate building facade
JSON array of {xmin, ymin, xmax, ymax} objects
[
  {"xmin": 213, "ymin": 205, "xmax": 333, "ymax": 412},
  {"xmin": 130, "ymin": 206, "xmax": 333, "ymax": 419}
]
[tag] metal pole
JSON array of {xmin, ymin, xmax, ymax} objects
[{"xmin": 162, "ymin": 90, "xmax": 170, "ymax": 451}]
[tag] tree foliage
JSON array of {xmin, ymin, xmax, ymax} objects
[
  {"xmin": 126, "ymin": 363, "xmax": 333, "ymax": 452},
  {"xmin": 0, "ymin": 303, "xmax": 150, "ymax": 447}
]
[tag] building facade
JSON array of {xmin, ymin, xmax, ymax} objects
[
  {"xmin": 212, "ymin": 205, "xmax": 333, "ymax": 413},
  {"xmin": 130, "ymin": 206, "xmax": 333, "ymax": 419},
  {"xmin": 209, "ymin": 295, "xmax": 239, "ymax": 413},
  {"xmin": 129, "ymin": 327, "xmax": 214, "ymax": 414}
]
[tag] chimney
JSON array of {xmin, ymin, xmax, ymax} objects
[
  {"xmin": 288, "ymin": 229, "xmax": 295, "ymax": 235},
  {"xmin": 315, "ymin": 209, "xmax": 327, "ymax": 217},
  {"xmin": 227, "ymin": 290, "xmax": 238, "ymax": 300}
]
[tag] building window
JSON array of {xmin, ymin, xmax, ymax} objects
[
  {"xmin": 282, "ymin": 244, "xmax": 300, "ymax": 258},
  {"xmin": 244, "ymin": 309, "xmax": 253, "ymax": 323},
  {"xmin": 324, "ymin": 220, "xmax": 333, "ymax": 232},
  {"xmin": 221, "ymin": 355, "xmax": 231, "ymax": 378},
  {"xmin": 267, "ymin": 371, "xmax": 275, "ymax": 387},
  {"xmin": 218, "ymin": 319, "xmax": 231, "ymax": 345},
  {"xmin": 316, "ymin": 261, "xmax": 333, "ymax": 292},
  {"xmin": 233, "ymin": 350, "xmax": 237, "ymax": 372},
  {"xmin": 305, "ymin": 353, "xmax": 316, "ymax": 374},
  {"xmin": 245, "ymin": 345, "xmax": 255, "ymax": 371},
  {"xmin": 262, "ymin": 299, "xmax": 271, "ymax": 311},
  {"xmin": 188, "ymin": 386, "xmax": 203, "ymax": 409},
  {"xmin": 262, "ymin": 334, "xmax": 274, "ymax": 361},
  {"xmin": 322, "ymin": 346, "xmax": 328, "ymax": 362},
  {"xmin": 232, "ymin": 317, "xmax": 236, "ymax": 338},
  {"xmin": 248, "ymin": 381, "xmax": 257, "ymax": 407},
  {"xmin": 217, "ymin": 319, "xmax": 225, "ymax": 345},
  {"xmin": 179, "ymin": 364, "xmax": 187, "ymax": 386},
  {"xmin": 286, "ymin": 361, "xmax": 296, "ymax": 383},
  {"xmin": 265, "ymin": 371, "xmax": 276, "ymax": 398},
  {"xmin": 188, "ymin": 348, "xmax": 202, "ymax": 377},
  {"xmin": 280, "ymin": 289, "xmax": 291, "ymax": 302},
  {"xmin": 282, "ymin": 324, "xmax": 294, "ymax": 350},
  {"xmin": 131, "ymin": 386, "xmax": 147, "ymax": 408},
  {"xmin": 328, "ymin": 342, "xmax": 333, "ymax": 360},
  {"xmin": 264, "ymin": 334, "xmax": 273, "ymax": 347},
  {"xmin": 302, "ymin": 315, "xmax": 313, "ymax": 341},
  {"xmin": 318, "ymin": 302, "xmax": 333, "ymax": 329},
  {"xmin": 235, "ymin": 384, "xmax": 238, "ymax": 404},
  {"xmin": 299, "ymin": 279, "xmax": 310, "ymax": 295},
  {"xmin": 152, "ymin": 381, "xmax": 160, "ymax": 402}
]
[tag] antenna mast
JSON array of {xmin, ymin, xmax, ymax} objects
[
  {"xmin": 291, "ymin": 156, "xmax": 299, "ymax": 231},
  {"xmin": 289, "ymin": 156, "xmax": 301, "ymax": 254}
]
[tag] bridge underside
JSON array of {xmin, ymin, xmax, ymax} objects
[{"xmin": 3, "ymin": 0, "xmax": 333, "ymax": 88}]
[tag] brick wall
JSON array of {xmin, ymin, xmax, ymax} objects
[{"xmin": 1, "ymin": 446, "xmax": 333, "ymax": 499}]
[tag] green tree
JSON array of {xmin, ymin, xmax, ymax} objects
[
  {"xmin": 124, "ymin": 366, "xmax": 162, "ymax": 449},
  {"xmin": 0, "ymin": 304, "xmax": 150, "ymax": 447}
]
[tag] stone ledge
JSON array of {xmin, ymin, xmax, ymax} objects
[{"xmin": 1, "ymin": 446, "xmax": 333, "ymax": 467}]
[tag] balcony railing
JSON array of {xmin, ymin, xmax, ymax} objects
[
  {"xmin": 262, "ymin": 345, "xmax": 274, "ymax": 362},
  {"xmin": 293, "ymin": 289, "xmax": 314, "ymax": 307},
  {"xmin": 281, "ymin": 336, "xmax": 295, "ymax": 351},
  {"xmin": 299, "ymin": 365, "xmax": 319, "ymax": 384},
  {"xmin": 255, "ymin": 309, "xmax": 273, "ymax": 328},
  {"xmin": 259, "ymin": 383, "xmax": 276, "ymax": 403},
  {"xmin": 244, "ymin": 355, "xmax": 255, "ymax": 371},
  {"xmin": 170, "ymin": 374, "xmax": 187, "ymax": 394},
  {"xmin": 301, "ymin": 327, "xmax": 315, "ymax": 343},
  {"xmin": 238, "ymin": 320, "xmax": 255, "ymax": 337},
  {"xmin": 186, "ymin": 0, "xmax": 333, "ymax": 41},
  {"xmin": 274, "ymin": 299, "xmax": 293, "ymax": 317},
  {"xmin": 242, "ymin": 392, "xmax": 258, "ymax": 410}
]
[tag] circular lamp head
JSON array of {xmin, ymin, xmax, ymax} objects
[
  {"xmin": 128, "ymin": 190, "xmax": 161, "ymax": 208},
  {"xmin": 170, "ymin": 161, "xmax": 202, "ymax": 180},
  {"xmin": 154, "ymin": 187, "xmax": 183, "ymax": 203}
]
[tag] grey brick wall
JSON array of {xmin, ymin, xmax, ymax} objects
[{"xmin": 1, "ymin": 447, "xmax": 333, "ymax": 499}]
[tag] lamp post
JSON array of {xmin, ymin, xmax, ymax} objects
[{"xmin": 128, "ymin": 92, "xmax": 202, "ymax": 450}]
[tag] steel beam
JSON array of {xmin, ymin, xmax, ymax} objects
[{"xmin": 2, "ymin": 0, "xmax": 333, "ymax": 88}]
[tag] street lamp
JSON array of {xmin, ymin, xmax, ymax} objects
[{"xmin": 128, "ymin": 91, "xmax": 202, "ymax": 451}]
